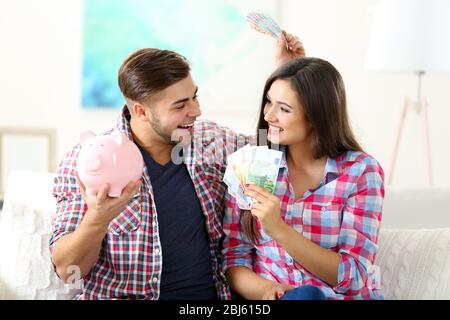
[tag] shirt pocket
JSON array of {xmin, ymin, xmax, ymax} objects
[
  {"xmin": 109, "ymin": 192, "xmax": 142, "ymax": 236},
  {"xmin": 301, "ymin": 202, "xmax": 343, "ymax": 249}
]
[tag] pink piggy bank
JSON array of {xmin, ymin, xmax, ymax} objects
[{"xmin": 77, "ymin": 129, "xmax": 144, "ymax": 197}]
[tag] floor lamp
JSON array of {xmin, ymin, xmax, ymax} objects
[{"xmin": 365, "ymin": 0, "xmax": 450, "ymax": 186}]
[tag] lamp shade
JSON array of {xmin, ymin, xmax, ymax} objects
[{"xmin": 366, "ymin": 0, "xmax": 450, "ymax": 73}]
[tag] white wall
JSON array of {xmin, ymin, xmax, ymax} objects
[
  {"xmin": 1, "ymin": 0, "xmax": 449, "ymax": 187},
  {"xmin": 280, "ymin": 0, "xmax": 450, "ymax": 187}
]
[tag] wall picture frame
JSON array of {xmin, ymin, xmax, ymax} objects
[{"xmin": 0, "ymin": 128, "xmax": 57, "ymax": 201}]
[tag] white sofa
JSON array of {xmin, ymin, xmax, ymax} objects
[
  {"xmin": 0, "ymin": 170, "xmax": 80, "ymax": 299},
  {"xmin": 0, "ymin": 170, "xmax": 449, "ymax": 299},
  {"xmin": 375, "ymin": 187, "xmax": 450, "ymax": 299}
]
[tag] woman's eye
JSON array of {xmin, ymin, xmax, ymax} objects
[{"xmin": 281, "ymin": 107, "xmax": 290, "ymax": 113}]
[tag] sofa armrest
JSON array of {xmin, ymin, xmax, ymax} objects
[{"xmin": 376, "ymin": 228, "xmax": 450, "ymax": 300}]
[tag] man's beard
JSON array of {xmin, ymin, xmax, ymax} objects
[{"xmin": 149, "ymin": 110, "xmax": 178, "ymax": 145}]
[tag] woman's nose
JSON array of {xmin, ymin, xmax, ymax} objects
[{"xmin": 264, "ymin": 106, "xmax": 277, "ymax": 123}]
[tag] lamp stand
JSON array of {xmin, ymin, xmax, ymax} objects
[{"xmin": 388, "ymin": 71, "xmax": 433, "ymax": 186}]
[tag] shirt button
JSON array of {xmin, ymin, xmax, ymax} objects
[
  {"xmin": 152, "ymin": 277, "xmax": 158, "ymax": 284},
  {"xmin": 154, "ymin": 248, "xmax": 160, "ymax": 254},
  {"xmin": 287, "ymin": 257, "xmax": 293, "ymax": 264},
  {"xmin": 321, "ymin": 207, "xmax": 326, "ymax": 211}
]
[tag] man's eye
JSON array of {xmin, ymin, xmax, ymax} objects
[
  {"xmin": 193, "ymin": 95, "xmax": 198, "ymax": 100},
  {"xmin": 176, "ymin": 104, "xmax": 185, "ymax": 110}
]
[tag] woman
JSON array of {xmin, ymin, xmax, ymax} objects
[{"xmin": 222, "ymin": 57, "xmax": 384, "ymax": 300}]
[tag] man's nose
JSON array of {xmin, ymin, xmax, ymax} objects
[{"xmin": 188, "ymin": 100, "xmax": 201, "ymax": 118}]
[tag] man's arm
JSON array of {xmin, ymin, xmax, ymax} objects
[
  {"xmin": 51, "ymin": 177, "xmax": 140, "ymax": 282},
  {"xmin": 51, "ymin": 213, "xmax": 109, "ymax": 281}
]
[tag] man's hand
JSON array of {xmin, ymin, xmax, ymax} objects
[
  {"xmin": 275, "ymin": 30, "xmax": 305, "ymax": 67},
  {"xmin": 77, "ymin": 173, "xmax": 141, "ymax": 229}
]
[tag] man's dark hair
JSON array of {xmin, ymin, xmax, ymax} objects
[{"xmin": 118, "ymin": 48, "xmax": 190, "ymax": 103}]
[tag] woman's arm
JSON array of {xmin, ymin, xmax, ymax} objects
[
  {"xmin": 244, "ymin": 185, "xmax": 340, "ymax": 286},
  {"xmin": 275, "ymin": 30, "xmax": 305, "ymax": 67},
  {"xmin": 226, "ymin": 266, "xmax": 293, "ymax": 300},
  {"xmin": 273, "ymin": 224, "xmax": 340, "ymax": 286},
  {"xmin": 332, "ymin": 160, "xmax": 385, "ymax": 295},
  {"xmin": 222, "ymin": 193, "xmax": 295, "ymax": 300}
]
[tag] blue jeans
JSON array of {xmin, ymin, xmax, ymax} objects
[{"xmin": 280, "ymin": 285, "xmax": 326, "ymax": 300}]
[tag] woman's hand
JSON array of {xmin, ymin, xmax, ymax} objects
[
  {"xmin": 261, "ymin": 281, "xmax": 294, "ymax": 300},
  {"xmin": 275, "ymin": 30, "xmax": 305, "ymax": 67},
  {"xmin": 244, "ymin": 184, "xmax": 286, "ymax": 239}
]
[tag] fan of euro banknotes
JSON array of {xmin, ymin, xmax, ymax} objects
[
  {"xmin": 246, "ymin": 12, "xmax": 282, "ymax": 39},
  {"xmin": 246, "ymin": 11, "xmax": 289, "ymax": 49},
  {"xmin": 223, "ymin": 145, "xmax": 283, "ymax": 210}
]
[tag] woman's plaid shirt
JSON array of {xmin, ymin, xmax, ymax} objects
[
  {"xmin": 223, "ymin": 149, "xmax": 385, "ymax": 300},
  {"xmin": 49, "ymin": 107, "xmax": 249, "ymax": 300}
]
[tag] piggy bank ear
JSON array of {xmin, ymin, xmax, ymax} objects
[
  {"xmin": 80, "ymin": 130, "xmax": 96, "ymax": 143},
  {"xmin": 111, "ymin": 128, "xmax": 125, "ymax": 146}
]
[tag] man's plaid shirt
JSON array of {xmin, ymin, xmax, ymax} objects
[{"xmin": 49, "ymin": 107, "xmax": 249, "ymax": 299}]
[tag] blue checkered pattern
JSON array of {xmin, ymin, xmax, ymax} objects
[{"xmin": 223, "ymin": 148, "xmax": 385, "ymax": 300}]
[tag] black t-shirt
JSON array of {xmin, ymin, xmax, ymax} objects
[{"xmin": 139, "ymin": 146, "xmax": 216, "ymax": 300}]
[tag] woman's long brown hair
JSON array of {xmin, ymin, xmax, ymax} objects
[{"xmin": 241, "ymin": 57, "xmax": 363, "ymax": 245}]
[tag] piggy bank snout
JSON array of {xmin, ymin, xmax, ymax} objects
[{"xmin": 85, "ymin": 154, "xmax": 102, "ymax": 172}]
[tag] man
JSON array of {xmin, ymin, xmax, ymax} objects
[{"xmin": 50, "ymin": 33, "xmax": 304, "ymax": 299}]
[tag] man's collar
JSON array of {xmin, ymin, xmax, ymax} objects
[{"xmin": 116, "ymin": 105, "xmax": 134, "ymax": 141}]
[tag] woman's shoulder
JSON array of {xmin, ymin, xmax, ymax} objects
[
  {"xmin": 335, "ymin": 150, "xmax": 384, "ymax": 177},
  {"xmin": 336, "ymin": 150, "xmax": 380, "ymax": 166}
]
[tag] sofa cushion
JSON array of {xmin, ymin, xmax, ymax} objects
[
  {"xmin": 377, "ymin": 228, "xmax": 450, "ymax": 300},
  {"xmin": 0, "ymin": 170, "xmax": 81, "ymax": 299}
]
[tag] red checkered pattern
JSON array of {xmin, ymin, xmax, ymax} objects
[
  {"xmin": 50, "ymin": 107, "xmax": 249, "ymax": 300},
  {"xmin": 222, "ymin": 149, "xmax": 385, "ymax": 300}
]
